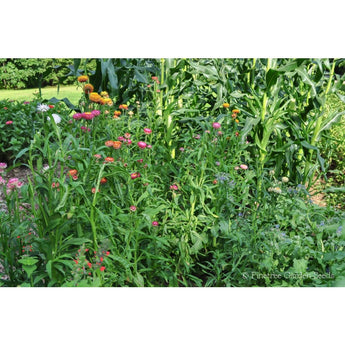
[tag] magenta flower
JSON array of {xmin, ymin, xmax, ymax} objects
[
  {"xmin": 127, "ymin": 139, "xmax": 132, "ymax": 145},
  {"xmin": 170, "ymin": 184, "xmax": 178, "ymax": 190},
  {"xmin": 147, "ymin": 144, "xmax": 152, "ymax": 149},
  {"xmin": 212, "ymin": 122, "xmax": 221, "ymax": 129},
  {"xmin": 82, "ymin": 112, "xmax": 95, "ymax": 120},
  {"xmin": 91, "ymin": 110, "xmax": 101, "ymax": 117},
  {"xmin": 130, "ymin": 172, "xmax": 141, "ymax": 180},
  {"xmin": 144, "ymin": 128, "xmax": 152, "ymax": 134},
  {"xmin": 7, "ymin": 178, "xmax": 24, "ymax": 190},
  {"xmin": 5, "ymin": 121, "xmax": 13, "ymax": 125},
  {"xmin": 137, "ymin": 141, "xmax": 147, "ymax": 149},
  {"xmin": 130, "ymin": 205, "xmax": 137, "ymax": 212},
  {"xmin": 73, "ymin": 113, "xmax": 83, "ymax": 120},
  {"xmin": 0, "ymin": 163, "xmax": 7, "ymax": 170},
  {"xmin": 152, "ymin": 221, "xmax": 159, "ymax": 226}
]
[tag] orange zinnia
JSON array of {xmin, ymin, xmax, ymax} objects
[
  {"xmin": 232, "ymin": 109, "xmax": 240, "ymax": 114},
  {"xmin": 113, "ymin": 141, "xmax": 122, "ymax": 149},
  {"xmin": 119, "ymin": 104, "xmax": 128, "ymax": 110},
  {"xmin": 104, "ymin": 157, "xmax": 114, "ymax": 163},
  {"xmin": 114, "ymin": 110, "xmax": 121, "ymax": 116},
  {"xmin": 68, "ymin": 169, "xmax": 78, "ymax": 176},
  {"xmin": 78, "ymin": 75, "xmax": 89, "ymax": 83},
  {"xmin": 89, "ymin": 92, "xmax": 102, "ymax": 103},
  {"xmin": 83, "ymin": 83, "xmax": 94, "ymax": 94},
  {"xmin": 105, "ymin": 140, "xmax": 114, "ymax": 147}
]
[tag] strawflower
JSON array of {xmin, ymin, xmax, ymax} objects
[
  {"xmin": 212, "ymin": 122, "xmax": 221, "ymax": 129},
  {"xmin": 130, "ymin": 205, "xmax": 137, "ymax": 212},
  {"xmin": 113, "ymin": 141, "xmax": 122, "ymax": 149},
  {"xmin": 240, "ymin": 164, "xmax": 248, "ymax": 170},
  {"xmin": 152, "ymin": 221, "xmax": 159, "ymax": 226},
  {"xmin": 137, "ymin": 141, "xmax": 147, "ymax": 149},
  {"xmin": 78, "ymin": 75, "xmax": 89, "ymax": 83},
  {"xmin": 170, "ymin": 184, "xmax": 178, "ymax": 190},
  {"xmin": 100, "ymin": 178, "xmax": 107, "ymax": 184},
  {"xmin": 73, "ymin": 113, "xmax": 83, "ymax": 120},
  {"xmin": 104, "ymin": 157, "xmax": 114, "ymax": 163},
  {"xmin": 0, "ymin": 162, "xmax": 7, "ymax": 170},
  {"xmin": 89, "ymin": 92, "xmax": 102, "ymax": 103},
  {"xmin": 144, "ymin": 128, "xmax": 152, "ymax": 134},
  {"xmin": 119, "ymin": 104, "xmax": 128, "ymax": 110},
  {"xmin": 222, "ymin": 103, "xmax": 230, "ymax": 108},
  {"xmin": 6, "ymin": 121, "xmax": 13, "ymax": 125},
  {"xmin": 68, "ymin": 169, "xmax": 78, "ymax": 177},
  {"xmin": 130, "ymin": 172, "xmax": 141, "ymax": 180},
  {"xmin": 105, "ymin": 140, "xmax": 114, "ymax": 147},
  {"xmin": 83, "ymin": 83, "xmax": 94, "ymax": 94}
]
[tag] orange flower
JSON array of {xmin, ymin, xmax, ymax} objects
[
  {"xmin": 105, "ymin": 140, "xmax": 114, "ymax": 147},
  {"xmin": 91, "ymin": 187, "xmax": 100, "ymax": 194},
  {"xmin": 89, "ymin": 92, "xmax": 102, "ymax": 103},
  {"xmin": 231, "ymin": 113, "xmax": 237, "ymax": 119},
  {"xmin": 114, "ymin": 110, "xmax": 121, "ymax": 116},
  {"xmin": 232, "ymin": 109, "xmax": 240, "ymax": 114},
  {"xmin": 100, "ymin": 177, "xmax": 107, "ymax": 184},
  {"xmin": 104, "ymin": 157, "xmax": 114, "ymax": 163},
  {"xmin": 68, "ymin": 169, "xmax": 78, "ymax": 177},
  {"xmin": 222, "ymin": 103, "xmax": 230, "ymax": 108},
  {"xmin": 78, "ymin": 75, "xmax": 89, "ymax": 83},
  {"xmin": 83, "ymin": 83, "xmax": 94, "ymax": 94},
  {"xmin": 119, "ymin": 104, "xmax": 128, "ymax": 110},
  {"xmin": 113, "ymin": 141, "xmax": 122, "ymax": 149},
  {"xmin": 235, "ymin": 119, "xmax": 239, "ymax": 123}
]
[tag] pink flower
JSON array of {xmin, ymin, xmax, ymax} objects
[
  {"xmin": 0, "ymin": 163, "xmax": 7, "ymax": 170},
  {"xmin": 179, "ymin": 147, "xmax": 185, "ymax": 152},
  {"xmin": 147, "ymin": 144, "xmax": 152, "ymax": 149},
  {"xmin": 152, "ymin": 221, "xmax": 159, "ymax": 226},
  {"xmin": 124, "ymin": 133, "xmax": 131, "ymax": 139},
  {"xmin": 137, "ymin": 141, "xmax": 147, "ymax": 149},
  {"xmin": 118, "ymin": 136, "xmax": 125, "ymax": 141},
  {"xmin": 127, "ymin": 139, "xmax": 132, "ymax": 145},
  {"xmin": 6, "ymin": 178, "xmax": 23, "ymax": 190},
  {"xmin": 234, "ymin": 166, "xmax": 240, "ymax": 170},
  {"xmin": 82, "ymin": 112, "xmax": 95, "ymax": 120},
  {"xmin": 73, "ymin": 113, "xmax": 83, "ymax": 120},
  {"xmin": 6, "ymin": 121, "xmax": 13, "ymax": 125},
  {"xmin": 130, "ymin": 172, "xmax": 141, "ymax": 180},
  {"xmin": 137, "ymin": 159, "xmax": 144, "ymax": 163},
  {"xmin": 91, "ymin": 110, "xmax": 101, "ymax": 117},
  {"xmin": 212, "ymin": 122, "xmax": 221, "ymax": 129},
  {"xmin": 240, "ymin": 164, "xmax": 248, "ymax": 170},
  {"xmin": 130, "ymin": 205, "xmax": 137, "ymax": 212},
  {"xmin": 170, "ymin": 184, "xmax": 178, "ymax": 190},
  {"xmin": 144, "ymin": 128, "xmax": 152, "ymax": 134}
]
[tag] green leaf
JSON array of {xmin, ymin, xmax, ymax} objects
[
  {"xmin": 292, "ymin": 258, "xmax": 308, "ymax": 274},
  {"xmin": 266, "ymin": 69, "xmax": 281, "ymax": 90},
  {"xmin": 18, "ymin": 257, "xmax": 38, "ymax": 266}
]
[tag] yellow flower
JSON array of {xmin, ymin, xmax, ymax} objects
[
  {"xmin": 78, "ymin": 75, "xmax": 89, "ymax": 83},
  {"xmin": 222, "ymin": 103, "xmax": 230, "ymax": 108},
  {"xmin": 100, "ymin": 91, "xmax": 109, "ymax": 97},
  {"xmin": 89, "ymin": 92, "xmax": 102, "ymax": 103},
  {"xmin": 232, "ymin": 109, "xmax": 240, "ymax": 114}
]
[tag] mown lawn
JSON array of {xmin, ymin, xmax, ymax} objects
[{"xmin": 0, "ymin": 85, "xmax": 81, "ymax": 105}]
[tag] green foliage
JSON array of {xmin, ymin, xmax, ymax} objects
[
  {"xmin": 1, "ymin": 58, "xmax": 345, "ymax": 287},
  {"xmin": 0, "ymin": 58, "xmax": 77, "ymax": 90}
]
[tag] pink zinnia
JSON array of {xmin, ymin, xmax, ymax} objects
[
  {"xmin": 212, "ymin": 122, "xmax": 221, "ymax": 129},
  {"xmin": 137, "ymin": 141, "xmax": 147, "ymax": 149},
  {"xmin": 144, "ymin": 128, "xmax": 152, "ymax": 134},
  {"xmin": 6, "ymin": 121, "xmax": 13, "ymax": 125},
  {"xmin": 152, "ymin": 221, "xmax": 159, "ymax": 227}
]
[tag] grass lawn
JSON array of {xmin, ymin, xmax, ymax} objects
[{"xmin": 0, "ymin": 85, "xmax": 82, "ymax": 105}]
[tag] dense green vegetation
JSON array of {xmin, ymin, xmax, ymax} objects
[{"xmin": 1, "ymin": 58, "xmax": 345, "ymax": 287}]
